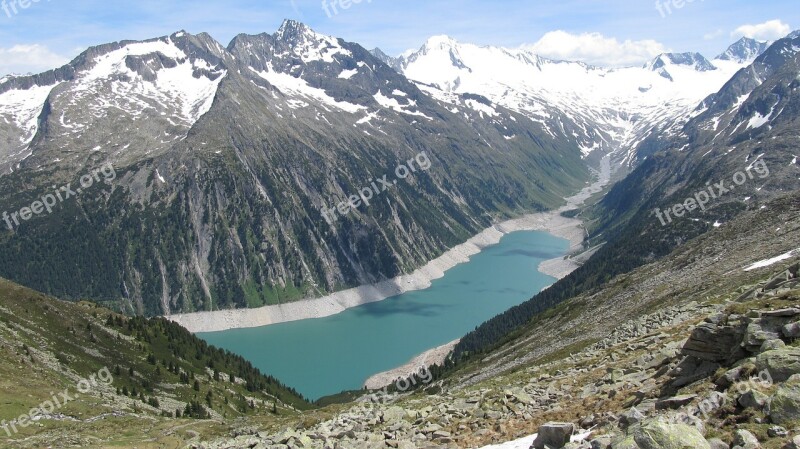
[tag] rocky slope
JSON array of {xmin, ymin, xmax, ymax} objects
[{"xmin": 191, "ymin": 191, "xmax": 800, "ymax": 449}]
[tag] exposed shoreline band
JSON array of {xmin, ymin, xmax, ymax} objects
[
  {"xmin": 168, "ymin": 155, "xmax": 610, "ymax": 335},
  {"xmin": 169, "ymin": 212, "xmax": 584, "ymax": 334}
]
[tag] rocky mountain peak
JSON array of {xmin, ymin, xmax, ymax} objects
[
  {"xmin": 716, "ymin": 37, "xmax": 769, "ymax": 63},
  {"xmin": 647, "ymin": 52, "xmax": 717, "ymax": 72}
]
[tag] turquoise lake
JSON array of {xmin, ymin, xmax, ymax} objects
[{"xmin": 198, "ymin": 230, "xmax": 568, "ymax": 400}]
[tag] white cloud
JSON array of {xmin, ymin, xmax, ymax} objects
[
  {"xmin": 732, "ymin": 19, "xmax": 791, "ymax": 41},
  {"xmin": 523, "ymin": 31, "xmax": 668, "ymax": 67},
  {"xmin": 0, "ymin": 45, "xmax": 70, "ymax": 77}
]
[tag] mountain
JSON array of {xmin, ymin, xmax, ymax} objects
[
  {"xmin": 646, "ymin": 52, "xmax": 718, "ymax": 78},
  {"xmin": 715, "ymin": 37, "xmax": 769, "ymax": 63},
  {"xmin": 369, "ymin": 47, "xmax": 403, "ymax": 72},
  {"xmin": 384, "ymin": 36, "xmax": 750, "ymax": 168},
  {"xmin": 0, "ymin": 21, "xmax": 587, "ymax": 315},
  {"xmin": 450, "ymin": 32, "xmax": 800, "ymax": 363},
  {"xmin": 3, "ymin": 20, "xmax": 800, "ymax": 449}
]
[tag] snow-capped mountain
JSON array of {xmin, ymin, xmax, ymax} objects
[
  {"xmin": 0, "ymin": 31, "xmax": 228, "ymax": 173},
  {"xmin": 716, "ymin": 37, "xmax": 770, "ymax": 63},
  {"xmin": 0, "ymin": 19, "xmax": 794, "ymax": 316},
  {"xmin": 377, "ymin": 36, "xmax": 764, "ymax": 166},
  {"xmin": 0, "ymin": 20, "xmax": 588, "ymax": 315},
  {"xmin": 678, "ymin": 32, "xmax": 800, "ymax": 151}
]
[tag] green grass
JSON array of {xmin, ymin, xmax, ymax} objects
[{"xmin": 0, "ymin": 277, "xmax": 313, "ymax": 447}]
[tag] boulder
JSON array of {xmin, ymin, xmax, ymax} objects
[
  {"xmin": 633, "ymin": 419, "xmax": 711, "ymax": 449},
  {"xmin": 381, "ymin": 406, "xmax": 407, "ymax": 424},
  {"xmin": 531, "ymin": 422, "xmax": 574, "ymax": 449},
  {"xmin": 682, "ymin": 319, "xmax": 747, "ymax": 364},
  {"xmin": 767, "ymin": 425, "xmax": 788, "ymax": 437},
  {"xmin": 589, "ymin": 435, "xmax": 612, "ymax": 449},
  {"xmin": 762, "ymin": 308, "xmax": 800, "ymax": 317},
  {"xmin": 715, "ymin": 366, "xmax": 746, "ymax": 389},
  {"xmin": 760, "ymin": 339, "xmax": 786, "ymax": 352},
  {"xmin": 731, "ymin": 429, "xmax": 760, "ymax": 449},
  {"xmin": 743, "ymin": 321, "xmax": 780, "ymax": 352},
  {"xmin": 783, "ymin": 322, "xmax": 800, "ymax": 338},
  {"xmin": 611, "ymin": 435, "xmax": 640, "ymax": 449},
  {"xmin": 619, "ymin": 407, "xmax": 645, "ymax": 428},
  {"xmin": 743, "ymin": 313, "xmax": 800, "ymax": 352},
  {"xmin": 769, "ymin": 374, "xmax": 800, "ymax": 425},
  {"xmin": 707, "ymin": 438, "xmax": 730, "ymax": 449},
  {"xmin": 738, "ymin": 389, "xmax": 769, "ymax": 410},
  {"xmin": 755, "ymin": 347, "xmax": 800, "ymax": 382}
]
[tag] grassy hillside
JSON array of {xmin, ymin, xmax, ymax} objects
[{"xmin": 0, "ymin": 280, "xmax": 312, "ymax": 447}]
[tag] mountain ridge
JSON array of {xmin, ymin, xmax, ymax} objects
[{"xmin": 0, "ymin": 20, "xmax": 588, "ymax": 316}]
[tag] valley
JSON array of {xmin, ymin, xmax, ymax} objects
[
  {"xmin": 198, "ymin": 229, "xmax": 569, "ymax": 401},
  {"xmin": 0, "ymin": 6, "xmax": 799, "ymax": 449}
]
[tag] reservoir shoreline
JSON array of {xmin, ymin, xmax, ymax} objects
[
  {"xmin": 169, "ymin": 212, "xmax": 582, "ymax": 334},
  {"xmin": 169, "ymin": 156, "xmax": 610, "ymax": 334}
]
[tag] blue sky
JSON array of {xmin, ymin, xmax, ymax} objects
[{"xmin": 0, "ymin": 0, "xmax": 797, "ymax": 75}]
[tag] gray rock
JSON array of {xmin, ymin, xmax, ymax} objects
[
  {"xmin": 759, "ymin": 339, "xmax": 786, "ymax": 352},
  {"xmin": 620, "ymin": 407, "xmax": 645, "ymax": 428},
  {"xmin": 743, "ymin": 321, "xmax": 780, "ymax": 352},
  {"xmin": 782, "ymin": 322, "xmax": 800, "ymax": 338},
  {"xmin": 767, "ymin": 425, "xmax": 788, "ymax": 437},
  {"xmin": 632, "ymin": 419, "xmax": 711, "ymax": 449},
  {"xmin": 682, "ymin": 320, "xmax": 747, "ymax": 364},
  {"xmin": 381, "ymin": 406, "xmax": 408, "ymax": 424},
  {"xmin": 731, "ymin": 429, "xmax": 760, "ymax": 449},
  {"xmin": 564, "ymin": 443, "xmax": 591, "ymax": 449},
  {"xmin": 755, "ymin": 347, "xmax": 800, "ymax": 382},
  {"xmin": 707, "ymin": 438, "xmax": 730, "ymax": 449},
  {"xmin": 738, "ymin": 389, "xmax": 769, "ymax": 410},
  {"xmin": 761, "ymin": 308, "xmax": 800, "ymax": 317},
  {"xmin": 666, "ymin": 356, "xmax": 721, "ymax": 390},
  {"xmin": 715, "ymin": 366, "xmax": 745, "ymax": 389},
  {"xmin": 769, "ymin": 374, "xmax": 800, "ymax": 425},
  {"xmin": 589, "ymin": 435, "xmax": 612, "ymax": 449},
  {"xmin": 531, "ymin": 422, "xmax": 574, "ymax": 449},
  {"xmin": 611, "ymin": 435, "xmax": 640, "ymax": 449}
]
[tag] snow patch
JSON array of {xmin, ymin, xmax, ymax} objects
[
  {"xmin": 0, "ymin": 83, "xmax": 58, "ymax": 145},
  {"xmin": 744, "ymin": 249, "xmax": 800, "ymax": 271},
  {"xmin": 338, "ymin": 68, "xmax": 358, "ymax": 79},
  {"xmin": 464, "ymin": 99, "xmax": 499, "ymax": 117},
  {"xmin": 477, "ymin": 430, "xmax": 593, "ymax": 449},
  {"xmin": 253, "ymin": 67, "xmax": 365, "ymax": 113},
  {"xmin": 374, "ymin": 90, "xmax": 431, "ymax": 118},
  {"xmin": 747, "ymin": 112, "xmax": 770, "ymax": 129}
]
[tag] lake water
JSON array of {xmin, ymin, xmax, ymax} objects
[{"xmin": 198, "ymin": 230, "xmax": 568, "ymax": 400}]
